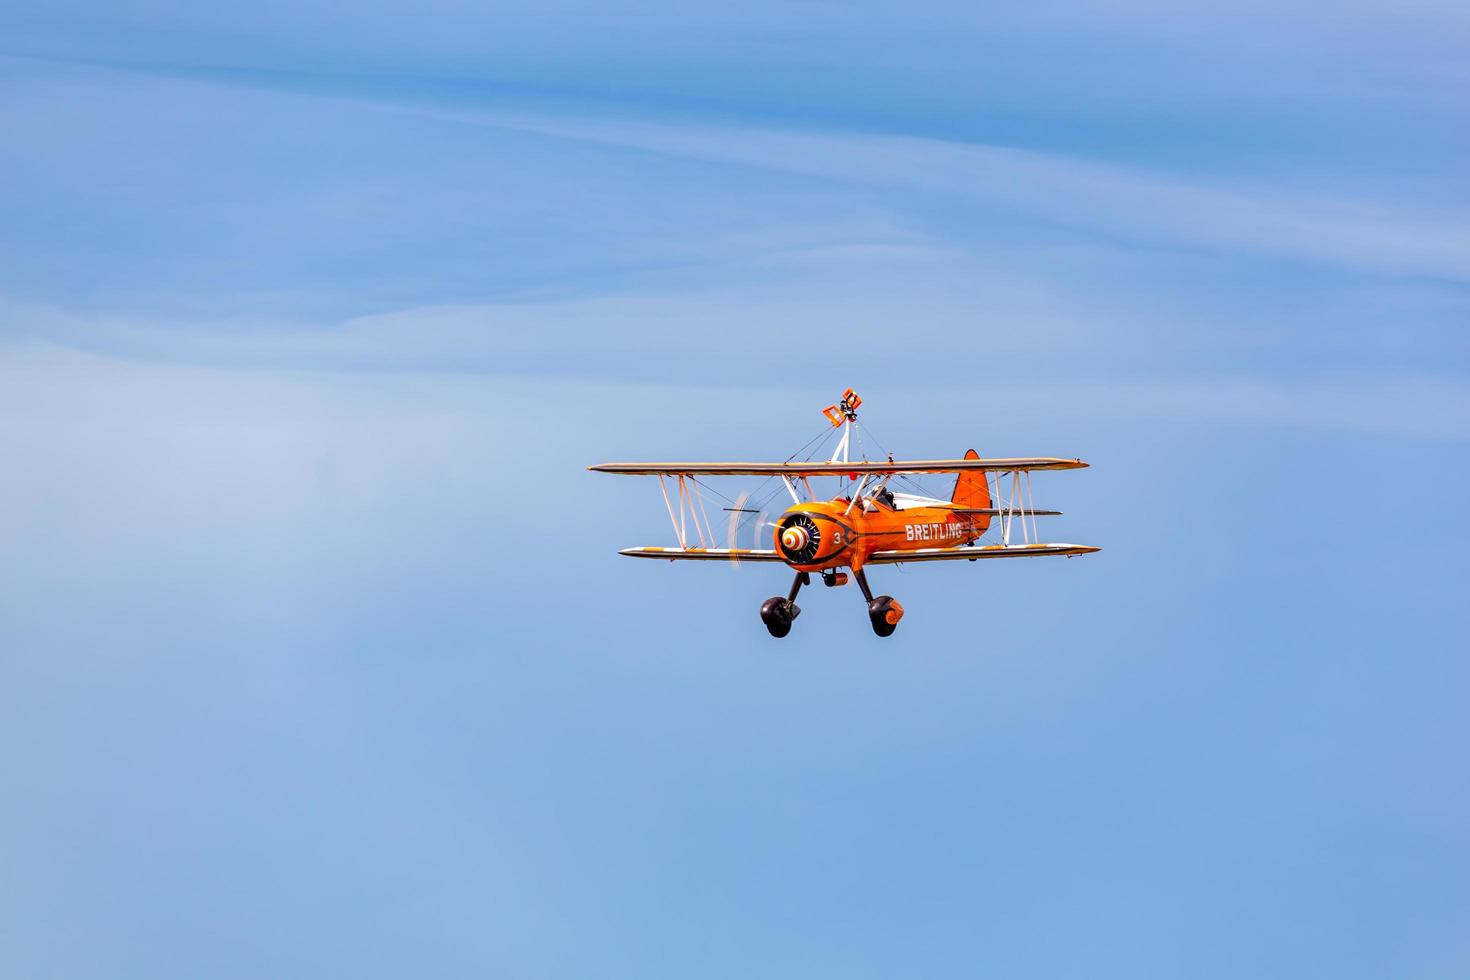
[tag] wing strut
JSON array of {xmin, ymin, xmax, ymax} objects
[
  {"xmin": 995, "ymin": 467, "xmax": 1049, "ymax": 546},
  {"xmin": 657, "ymin": 474, "xmax": 682, "ymax": 548},
  {"xmin": 657, "ymin": 473, "xmax": 720, "ymax": 549}
]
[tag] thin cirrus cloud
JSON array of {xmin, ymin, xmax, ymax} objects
[
  {"xmin": 413, "ymin": 105, "xmax": 1470, "ymax": 283},
  {"xmin": 4, "ymin": 58, "xmax": 1466, "ymax": 295},
  {"xmin": 7, "ymin": 295, "xmax": 1469, "ymax": 442},
  {"xmin": 0, "ymin": 55, "xmax": 1465, "ymax": 444},
  {"xmin": 1, "ymin": 59, "xmax": 1465, "ymax": 375}
]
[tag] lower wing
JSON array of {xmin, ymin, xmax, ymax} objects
[
  {"xmin": 866, "ymin": 543, "xmax": 1100, "ymax": 563},
  {"xmin": 619, "ymin": 547, "xmax": 785, "ymax": 562},
  {"xmin": 616, "ymin": 543, "xmax": 1098, "ymax": 562}
]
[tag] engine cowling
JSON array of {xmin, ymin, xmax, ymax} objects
[{"xmin": 776, "ymin": 513, "xmax": 823, "ymax": 564}]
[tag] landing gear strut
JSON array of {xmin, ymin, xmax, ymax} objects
[
  {"xmin": 760, "ymin": 572, "xmax": 808, "ymax": 638},
  {"xmin": 854, "ymin": 568, "xmax": 904, "ymax": 638}
]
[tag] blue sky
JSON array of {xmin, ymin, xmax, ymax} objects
[{"xmin": 1, "ymin": 3, "xmax": 1468, "ymax": 977}]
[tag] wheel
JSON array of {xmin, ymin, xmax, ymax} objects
[
  {"xmin": 867, "ymin": 596, "xmax": 904, "ymax": 637},
  {"xmin": 760, "ymin": 596, "xmax": 799, "ymax": 638}
]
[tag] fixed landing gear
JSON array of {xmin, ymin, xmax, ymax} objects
[
  {"xmin": 854, "ymin": 568, "xmax": 904, "ymax": 638},
  {"xmin": 760, "ymin": 572, "xmax": 808, "ymax": 638},
  {"xmin": 760, "ymin": 568, "xmax": 904, "ymax": 638},
  {"xmin": 867, "ymin": 596, "xmax": 904, "ymax": 637}
]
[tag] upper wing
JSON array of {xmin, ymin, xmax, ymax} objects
[
  {"xmin": 866, "ymin": 543, "xmax": 1100, "ymax": 563},
  {"xmin": 590, "ymin": 457, "xmax": 1086, "ymax": 476},
  {"xmin": 618, "ymin": 547, "xmax": 785, "ymax": 562}
]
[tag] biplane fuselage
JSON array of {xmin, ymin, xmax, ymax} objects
[{"xmin": 772, "ymin": 498, "xmax": 990, "ymax": 573}]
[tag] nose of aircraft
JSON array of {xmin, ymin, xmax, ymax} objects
[{"xmin": 781, "ymin": 526, "xmax": 810, "ymax": 552}]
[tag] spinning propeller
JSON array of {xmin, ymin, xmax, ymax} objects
[{"xmin": 724, "ymin": 491, "xmax": 775, "ymax": 568}]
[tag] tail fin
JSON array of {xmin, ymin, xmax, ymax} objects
[{"xmin": 952, "ymin": 449, "xmax": 991, "ymax": 510}]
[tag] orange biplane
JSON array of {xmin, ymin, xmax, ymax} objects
[{"xmin": 590, "ymin": 390, "xmax": 1098, "ymax": 637}]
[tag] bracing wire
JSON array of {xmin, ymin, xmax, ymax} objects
[
  {"xmin": 861, "ymin": 420, "xmax": 944, "ymax": 499},
  {"xmin": 729, "ymin": 422, "xmax": 842, "ymax": 537}
]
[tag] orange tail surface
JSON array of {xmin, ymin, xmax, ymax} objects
[{"xmin": 952, "ymin": 448, "xmax": 991, "ymax": 510}]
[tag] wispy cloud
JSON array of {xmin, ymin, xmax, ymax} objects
[
  {"xmin": 402, "ymin": 105, "xmax": 1470, "ymax": 283},
  {"xmin": 1, "ymin": 56, "xmax": 1466, "ymax": 437},
  {"xmin": 6, "ymin": 304, "xmax": 1468, "ymax": 442}
]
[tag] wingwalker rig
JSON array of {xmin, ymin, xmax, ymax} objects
[{"xmin": 589, "ymin": 389, "xmax": 1098, "ymax": 638}]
